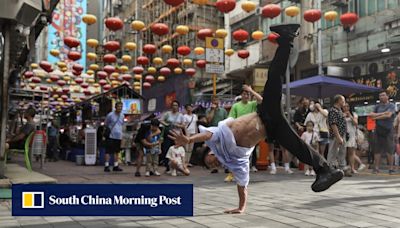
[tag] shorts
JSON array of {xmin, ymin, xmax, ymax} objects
[
  {"xmin": 106, "ymin": 139, "xmax": 121, "ymax": 154},
  {"xmin": 319, "ymin": 137, "xmax": 329, "ymax": 145},
  {"xmin": 374, "ymin": 131, "xmax": 395, "ymax": 155}
]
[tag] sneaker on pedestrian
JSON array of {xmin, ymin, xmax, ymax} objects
[
  {"xmin": 135, "ymin": 171, "xmax": 141, "ymax": 177},
  {"xmin": 113, "ymin": 166, "xmax": 123, "ymax": 172},
  {"xmin": 211, "ymin": 169, "xmax": 218, "ymax": 174},
  {"xmin": 171, "ymin": 169, "xmax": 177, "ymax": 176},
  {"xmin": 305, "ymin": 169, "xmax": 310, "ymax": 176},
  {"xmin": 357, "ymin": 164, "xmax": 366, "ymax": 172},
  {"xmin": 104, "ymin": 166, "xmax": 110, "ymax": 172},
  {"xmin": 224, "ymin": 173, "xmax": 234, "ymax": 182},
  {"xmin": 154, "ymin": 171, "xmax": 161, "ymax": 176},
  {"xmin": 344, "ymin": 169, "xmax": 352, "ymax": 177},
  {"xmin": 352, "ymin": 170, "xmax": 358, "ymax": 174},
  {"xmin": 270, "ymin": 168, "xmax": 277, "ymax": 175},
  {"xmin": 251, "ymin": 166, "xmax": 258, "ymax": 172},
  {"xmin": 187, "ymin": 163, "xmax": 194, "ymax": 167},
  {"xmin": 310, "ymin": 170, "xmax": 316, "ymax": 176},
  {"xmin": 285, "ymin": 169, "xmax": 293, "ymax": 174},
  {"xmin": 145, "ymin": 171, "xmax": 150, "ymax": 177}
]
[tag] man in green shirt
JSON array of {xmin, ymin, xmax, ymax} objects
[{"xmin": 225, "ymin": 85, "xmax": 263, "ymax": 181}]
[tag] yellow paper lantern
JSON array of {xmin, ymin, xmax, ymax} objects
[
  {"xmin": 194, "ymin": 47, "xmax": 205, "ymax": 55},
  {"xmin": 60, "ymin": 67, "xmax": 67, "ymax": 72},
  {"xmin": 57, "ymin": 98, "xmax": 63, "ymax": 102},
  {"xmin": 174, "ymin": 68, "xmax": 183, "ymax": 74},
  {"xmin": 147, "ymin": 67, "xmax": 157, "ymax": 74},
  {"xmin": 111, "ymin": 72, "xmax": 120, "ymax": 80},
  {"xmin": 30, "ymin": 63, "xmax": 39, "ymax": 69},
  {"xmin": 215, "ymin": 29, "xmax": 228, "ymax": 38},
  {"xmin": 57, "ymin": 61, "xmax": 66, "ymax": 68},
  {"xmin": 285, "ymin": 6, "xmax": 300, "ymax": 17},
  {"xmin": 63, "ymin": 76, "xmax": 71, "ymax": 81},
  {"xmin": 225, "ymin": 49, "xmax": 234, "ymax": 56},
  {"xmin": 193, "ymin": 0, "xmax": 208, "ymax": 5},
  {"xmin": 158, "ymin": 76, "xmax": 166, "ymax": 82},
  {"xmin": 122, "ymin": 55, "xmax": 132, "ymax": 63},
  {"xmin": 176, "ymin": 25, "xmax": 189, "ymax": 35},
  {"xmin": 131, "ymin": 20, "xmax": 145, "ymax": 31},
  {"xmin": 241, "ymin": 1, "xmax": 257, "ymax": 13},
  {"xmin": 125, "ymin": 42, "xmax": 137, "ymax": 51},
  {"xmin": 133, "ymin": 81, "xmax": 141, "ymax": 87},
  {"xmin": 89, "ymin": 64, "xmax": 99, "ymax": 71},
  {"xmin": 83, "ymin": 14, "xmax": 97, "ymax": 25},
  {"xmin": 153, "ymin": 57, "xmax": 163, "ymax": 65},
  {"xmin": 50, "ymin": 49, "xmax": 60, "ymax": 57},
  {"xmin": 70, "ymin": 81, "xmax": 77, "ymax": 85},
  {"xmin": 93, "ymin": 83, "xmax": 100, "ymax": 88},
  {"xmin": 87, "ymin": 78, "xmax": 95, "ymax": 83},
  {"xmin": 87, "ymin": 52, "xmax": 97, "ymax": 61},
  {"xmin": 73, "ymin": 87, "xmax": 80, "ymax": 93},
  {"xmin": 52, "ymin": 94, "xmax": 59, "ymax": 99},
  {"xmin": 183, "ymin": 59, "xmax": 193, "ymax": 66},
  {"xmin": 46, "ymin": 78, "xmax": 52, "ymax": 83},
  {"xmin": 87, "ymin": 39, "xmax": 99, "ymax": 48},
  {"xmin": 251, "ymin": 30, "xmax": 264, "ymax": 40},
  {"xmin": 134, "ymin": 74, "xmax": 142, "ymax": 80},
  {"xmin": 161, "ymin": 45, "xmax": 173, "ymax": 54},
  {"xmin": 86, "ymin": 70, "xmax": 94, "ymax": 75},
  {"xmin": 324, "ymin": 11, "xmax": 338, "ymax": 21},
  {"xmin": 134, "ymin": 86, "xmax": 141, "ymax": 91},
  {"xmin": 119, "ymin": 65, "xmax": 129, "ymax": 73}
]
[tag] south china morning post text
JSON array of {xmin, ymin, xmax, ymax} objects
[
  {"xmin": 48, "ymin": 194, "xmax": 182, "ymax": 207},
  {"xmin": 12, "ymin": 184, "xmax": 193, "ymax": 216}
]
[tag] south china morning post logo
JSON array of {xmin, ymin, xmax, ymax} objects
[
  {"xmin": 13, "ymin": 184, "xmax": 193, "ymax": 216},
  {"xmin": 22, "ymin": 192, "xmax": 44, "ymax": 209}
]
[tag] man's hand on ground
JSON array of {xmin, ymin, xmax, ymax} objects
[{"xmin": 224, "ymin": 208, "xmax": 244, "ymax": 214}]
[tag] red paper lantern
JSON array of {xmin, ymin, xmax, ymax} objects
[
  {"xmin": 215, "ymin": 0, "xmax": 236, "ymax": 14},
  {"xmin": 160, "ymin": 67, "xmax": 171, "ymax": 76},
  {"xmin": 185, "ymin": 68, "xmax": 196, "ymax": 76},
  {"xmin": 83, "ymin": 90, "xmax": 92, "ymax": 96},
  {"xmin": 103, "ymin": 54, "xmax": 117, "ymax": 63},
  {"xmin": 340, "ymin": 12, "xmax": 359, "ymax": 27},
  {"xmin": 68, "ymin": 51, "xmax": 81, "ymax": 61},
  {"xmin": 103, "ymin": 84, "xmax": 111, "ymax": 90},
  {"xmin": 262, "ymin": 4, "xmax": 281, "ymax": 19},
  {"xmin": 57, "ymin": 80, "xmax": 66, "ymax": 86},
  {"xmin": 133, "ymin": 66, "xmax": 144, "ymax": 74},
  {"xmin": 164, "ymin": 0, "xmax": 184, "ymax": 6},
  {"xmin": 304, "ymin": 9, "xmax": 322, "ymax": 23},
  {"xmin": 50, "ymin": 74, "xmax": 60, "ymax": 82},
  {"xmin": 72, "ymin": 70, "xmax": 81, "ymax": 76},
  {"xmin": 122, "ymin": 74, "xmax": 132, "ymax": 81},
  {"xmin": 197, "ymin": 28, "xmax": 213, "ymax": 40},
  {"xmin": 24, "ymin": 71, "xmax": 34, "ymax": 79},
  {"xmin": 151, "ymin": 23, "xmax": 169, "ymax": 36},
  {"xmin": 177, "ymin": 45, "xmax": 191, "ymax": 56},
  {"xmin": 75, "ymin": 78, "xmax": 84, "ymax": 84},
  {"xmin": 104, "ymin": 41, "xmax": 120, "ymax": 52},
  {"xmin": 232, "ymin": 29, "xmax": 249, "ymax": 42},
  {"xmin": 267, "ymin": 33, "xmax": 279, "ymax": 43},
  {"xmin": 31, "ymin": 77, "xmax": 41, "ymax": 83},
  {"xmin": 39, "ymin": 61, "xmax": 52, "ymax": 72},
  {"xmin": 237, "ymin": 50, "xmax": 250, "ymax": 59},
  {"xmin": 99, "ymin": 79, "xmax": 107, "ymax": 86},
  {"xmin": 143, "ymin": 44, "xmax": 157, "ymax": 54},
  {"xmin": 81, "ymin": 82, "xmax": 89, "ymax": 89},
  {"xmin": 103, "ymin": 65, "xmax": 116, "ymax": 74},
  {"xmin": 145, "ymin": 75, "xmax": 155, "ymax": 83},
  {"xmin": 137, "ymin": 56, "xmax": 150, "ymax": 65},
  {"xmin": 105, "ymin": 17, "xmax": 124, "ymax": 31},
  {"xmin": 196, "ymin": 59, "xmax": 206, "ymax": 68},
  {"xmin": 72, "ymin": 64, "xmax": 84, "ymax": 72},
  {"xmin": 97, "ymin": 71, "xmax": 108, "ymax": 79},
  {"xmin": 61, "ymin": 95, "xmax": 68, "ymax": 101},
  {"xmin": 40, "ymin": 86, "xmax": 48, "ymax": 91},
  {"xmin": 64, "ymin": 37, "xmax": 80, "ymax": 48},
  {"xmin": 62, "ymin": 88, "xmax": 70, "ymax": 94},
  {"xmin": 143, "ymin": 82, "xmax": 151, "ymax": 89},
  {"xmin": 167, "ymin": 58, "xmax": 180, "ymax": 68}
]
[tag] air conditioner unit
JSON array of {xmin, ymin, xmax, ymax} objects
[
  {"xmin": 368, "ymin": 62, "xmax": 385, "ymax": 75},
  {"xmin": 84, "ymin": 128, "xmax": 97, "ymax": 165},
  {"xmin": 352, "ymin": 65, "xmax": 366, "ymax": 77},
  {"xmin": 331, "ymin": 0, "xmax": 348, "ymax": 7}
]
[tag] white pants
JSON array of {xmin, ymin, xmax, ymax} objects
[{"xmin": 327, "ymin": 137, "xmax": 347, "ymax": 170}]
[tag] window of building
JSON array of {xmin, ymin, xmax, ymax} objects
[
  {"xmin": 358, "ymin": 0, "xmax": 367, "ymax": 17},
  {"xmin": 377, "ymin": 0, "xmax": 386, "ymax": 11},
  {"xmin": 388, "ymin": 0, "xmax": 398, "ymax": 8},
  {"xmin": 367, "ymin": 0, "xmax": 377, "ymax": 15}
]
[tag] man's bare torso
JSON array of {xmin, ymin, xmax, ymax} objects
[{"xmin": 226, "ymin": 113, "xmax": 267, "ymax": 148}]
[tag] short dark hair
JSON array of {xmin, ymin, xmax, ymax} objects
[
  {"xmin": 172, "ymin": 100, "xmax": 180, "ymax": 106},
  {"xmin": 115, "ymin": 101, "xmax": 123, "ymax": 107},
  {"xmin": 25, "ymin": 107, "xmax": 36, "ymax": 118},
  {"xmin": 184, "ymin": 104, "xmax": 192, "ymax": 109},
  {"xmin": 379, "ymin": 91, "xmax": 388, "ymax": 96},
  {"xmin": 333, "ymin": 95, "xmax": 343, "ymax": 104},
  {"xmin": 150, "ymin": 119, "xmax": 160, "ymax": 126},
  {"xmin": 305, "ymin": 121, "xmax": 314, "ymax": 127}
]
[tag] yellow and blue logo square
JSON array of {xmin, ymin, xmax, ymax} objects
[{"xmin": 22, "ymin": 192, "xmax": 44, "ymax": 209}]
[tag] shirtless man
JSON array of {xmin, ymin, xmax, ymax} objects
[{"xmin": 169, "ymin": 24, "xmax": 343, "ymax": 214}]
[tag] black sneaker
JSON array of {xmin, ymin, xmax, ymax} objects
[
  {"xmin": 211, "ymin": 169, "xmax": 218, "ymax": 174},
  {"xmin": 224, "ymin": 169, "xmax": 230, "ymax": 174},
  {"xmin": 135, "ymin": 171, "xmax": 141, "ymax": 177},
  {"xmin": 270, "ymin": 23, "xmax": 300, "ymax": 45},
  {"xmin": 113, "ymin": 166, "xmax": 123, "ymax": 172},
  {"xmin": 311, "ymin": 166, "xmax": 344, "ymax": 192},
  {"xmin": 104, "ymin": 166, "xmax": 111, "ymax": 172}
]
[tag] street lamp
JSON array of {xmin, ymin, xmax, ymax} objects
[
  {"xmin": 342, "ymin": 57, "xmax": 349, "ymax": 62},
  {"xmin": 381, "ymin": 48, "xmax": 391, "ymax": 53}
]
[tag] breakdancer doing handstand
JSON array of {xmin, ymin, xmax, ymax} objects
[{"xmin": 169, "ymin": 24, "xmax": 344, "ymax": 214}]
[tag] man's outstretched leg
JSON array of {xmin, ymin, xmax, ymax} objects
[{"xmin": 258, "ymin": 24, "xmax": 343, "ymax": 192}]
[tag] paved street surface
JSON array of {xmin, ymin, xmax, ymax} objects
[{"xmin": 1, "ymin": 160, "xmax": 400, "ymax": 227}]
